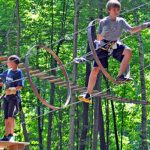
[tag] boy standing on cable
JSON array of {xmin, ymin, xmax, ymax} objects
[
  {"xmin": 79, "ymin": 0, "xmax": 149, "ymax": 102},
  {"xmin": 0, "ymin": 55, "xmax": 24, "ymax": 141}
]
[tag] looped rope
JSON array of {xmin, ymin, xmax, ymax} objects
[{"xmin": 25, "ymin": 45, "xmax": 71, "ymax": 110}]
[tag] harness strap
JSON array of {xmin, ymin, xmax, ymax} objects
[{"xmin": 101, "ymin": 39, "xmax": 117, "ymax": 51}]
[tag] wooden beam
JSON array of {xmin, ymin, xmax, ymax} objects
[
  {"xmin": 48, "ymin": 78, "xmax": 63, "ymax": 83},
  {"xmin": 0, "ymin": 61, "xmax": 7, "ymax": 64},
  {"xmin": 21, "ymin": 66, "xmax": 32, "ymax": 71},
  {"xmin": 29, "ymin": 70, "xmax": 41, "ymax": 75},
  {"xmin": 55, "ymin": 81, "xmax": 68, "ymax": 86},
  {"xmin": 71, "ymin": 85, "xmax": 81, "ymax": 89},
  {"xmin": 0, "ymin": 56, "xmax": 7, "ymax": 61},
  {"xmin": 32, "ymin": 72, "xmax": 47, "ymax": 77},
  {"xmin": 18, "ymin": 63, "xmax": 24, "ymax": 68},
  {"xmin": 73, "ymin": 87, "xmax": 87, "ymax": 92},
  {"xmin": 0, "ymin": 141, "xmax": 29, "ymax": 150},
  {"xmin": 41, "ymin": 75, "xmax": 59, "ymax": 80}
]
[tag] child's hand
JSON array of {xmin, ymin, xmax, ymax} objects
[
  {"xmin": 142, "ymin": 22, "xmax": 150, "ymax": 29},
  {"xmin": 94, "ymin": 40, "xmax": 101, "ymax": 49},
  {"xmin": 0, "ymin": 78, "xmax": 3, "ymax": 87},
  {"xmin": 0, "ymin": 82, "xmax": 3, "ymax": 87},
  {"xmin": 94, "ymin": 40, "xmax": 100, "ymax": 44},
  {"xmin": 5, "ymin": 87, "xmax": 17, "ymax": 95}
]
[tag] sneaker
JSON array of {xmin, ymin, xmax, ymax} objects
[
  {"xmin": 7, "ymin": 134, "xmax": 14, "ymax": 142},
  {"xmin": 125, "ymin": 77, "xmax": 133, "ymax": 81},
  {"xmin": 78, "ymin": 93, "xmax": 92, "ymax": 103},
  {"xmin": 116, "ymin": 74, "xmax": 133, "ymax": 82},
  {"xmin": 0, "ymin": 135, "xmax": 9, "ymax": 141}
]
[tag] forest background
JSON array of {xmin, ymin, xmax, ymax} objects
[{"xmin": 0, "ymin": 0, "xmax": 150, "ymax": 150}]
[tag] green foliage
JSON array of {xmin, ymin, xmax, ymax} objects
[{"xmin": 0, "ymin": 0, "xmax": 149, "ymax": 149}]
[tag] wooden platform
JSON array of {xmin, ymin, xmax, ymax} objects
[{"xmin": 0, "ymin": 141, "xmax": 29, "ymax": 150}]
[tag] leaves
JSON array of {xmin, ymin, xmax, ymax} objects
[{"xmin": 0, "ymin": 0, "xmax": 149, "ymax": 149}]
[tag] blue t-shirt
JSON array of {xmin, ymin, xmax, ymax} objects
[
  {"xmin": 0, "ymin": 68, "xmax": 24, "ymax": 98},
  {"xmin": 98, "ymin": 16, "xmax": 132, "ymax": 41}
]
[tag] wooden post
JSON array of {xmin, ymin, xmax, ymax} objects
[{"xmin": 0, "ymin": 141, "xmax": 29, "ymax": 150}]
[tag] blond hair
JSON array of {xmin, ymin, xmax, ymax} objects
[{"xmin": 106, "ymin": 0, "xmax": 121, "ymax": 10}]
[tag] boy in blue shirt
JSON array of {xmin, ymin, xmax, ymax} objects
[
  {"xmin": 0, "ymin": 55, "xmax": 24, "ymax": 141},
  {"xmin": 79, "ymin": 0, "xmax": 149, "ymax": 102}
]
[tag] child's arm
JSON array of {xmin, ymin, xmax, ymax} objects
[
  {"xmin": 96, "ymin": 20, "xmax": 104, "ymax": 42},
  {"xmin": 0, "ymin": 78, "xmax": 3, "ymax": 87},
  {"xmin": 0, "ymin": 74, "xmax": 5, "ymax": 87},
  {"xmin": 0, "ymin": 83, "xmax": 3, "ymax": 87},
  {"xmin": 5, "ymin": 86, "xmax": 23, "ymax": 95},
  {"xmin": 16, "ymin": 86, "xmax": 22, "ymax": 91},
  {"xmin": 97, "ymin": 34, "xmax": 103, "ymax": 41},
  {"xmin": 14, "ymin": 70, "xmax": 24, "ymax": 92},
  {"xmin": 130, "ymin": 26, "xmax": 142, "ymax": 33},
  {"xmin": 130, "ymin": 22, "xmax": 150, "ymax": 34},
  {"xmin": 122, "ymin": 19, "xmax": 149, "ymax": 34},
  {"xmin": 5, "ymin": 70, "xmax": 24, "ymax": 95}
]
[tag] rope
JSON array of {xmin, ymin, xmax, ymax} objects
[
  {"xmin": 1, "ymin": 2, "xmax": 150, "ymax": 80},
  {"xmin": 0, "ymin": 1, "xmax": 149, "ymax": 124},
  {"xmin": 20, "ymin": 77, "xmax": 150, "ymax": 126},
  {"xmin": 18, "ymin": 61, "xmax": 150, "ymax": 125},
  {"xmin": 0, "ymin": 32, "xmax": 136, "ymax": 86},
  {"xmin": 44, "ymin": 2, "xmax": 150, "ymax": 48},
  {"xmin": 121, "ymin": 1, "xmax": 150, "ymax": 15}
]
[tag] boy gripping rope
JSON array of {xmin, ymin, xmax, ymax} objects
[{"xmin": 79, "ymin": 0, "xmax": 149, "ymax": 103}]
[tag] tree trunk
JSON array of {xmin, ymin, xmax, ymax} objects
[
  {"xmin": 97, "ymin": 73, "xmax": 106, "ymax": 150},
  {"xmin": 47, "ymin": 0, "xmax": 54, "ymax": 149},
  {"xmin": 104, "ymin": 76, "xmax": 119, "ymax": 150},
  {"xmin": 111, "ymin": 101, "xmax": 120, "ymax": 150},
  {"xmin": 133, "ymin": 10, "xmax": 148, "ymax": 150},
  {"xmin": 79, "ymin": 43, "xmax": 91, "ymax": 150},
  {"xmin": 120, "ymin": 88, "xmax": 126, "ymax": 150},
  {"xmin": 92, "ymin": 97, "xmax": 99, "ymax": 150},
  {"xmin": 98, "ymin": 99, "xmax": 106, "ymax": 150},
  {"xmin": 19, "ymin": 111, "xmax": 29, "ymax": 150},
  {"xmin": 47, "ymin": 84, "xmax": 55, "ymax": 150},
  {"xmin": 105, "ymin": 99, "xmax": 109, "ymax": 150},
  {"xmin": 16, "ymin": 0, "xmax": 20, "ymax": 56},
  {"xmin": 93, "ymin": 73, "xmax": 106, "ymax": 150},
  {"xmin": 137, "ymin": 32, "xmax": 148, "ymax": 150},
  {"xmin": 16, "ymin": 0, "xmax": 29, "ymax": 148},
  {"xmin": 68, "ymin": 0, "xmax": 80, "ymax": 149},
  {"xmin": 47, "ymin": 0, "xmax": 67, "ymax": 148},
  {"xmin": 104, "ymin": 77, "xmax": 110, "ymax": 150},
  {"xmin": 58, "ymin": 110, "xmax": 62, "ymax": 150},
  {"xmin": 37, "ymin": 101, "xmax": 43, "ymax": 150}
]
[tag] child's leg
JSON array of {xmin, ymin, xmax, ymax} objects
[
  {"xmin": 87, "ymin": 67, "xmax": 101, "ymax": 94},
  {"xmin": 118, "ymin": 49, "xmax": 132, "ymax": 76},
  {"xmin": 8, "ymin": 117, "xmax": 15, "ymax": 135},
  {"xmin": 124, "ymin": 64, "xmax": 130, "ymax": 78},
  {"xmin": 79, "ymin": 67, "xmax": 101, "ymax": 103},
  {"xmin": 7, "ymin": 96, "xmax": 17, "ymax": 135},
  {"xmin": 5, "ymin": 119, "xmax": 10, "ymax": 136},
  {"xmin": 87, "ymin": 50, "xmax": 108, "ymax": 94},
  {"xmin": 3, "ymin": 99, "xmax": 9, "ymax": 136},
  {"xmin": 79, "ymin": 49, "xmax": 108, "ymax": 102}
]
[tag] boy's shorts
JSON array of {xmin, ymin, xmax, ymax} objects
[
  {"xmin": 3, "ymin": 95, "xmax": 18, "ymax": 119},
  {"xmin": 93, "ymin": 42, "xmax": 131, "ymax": 68}
]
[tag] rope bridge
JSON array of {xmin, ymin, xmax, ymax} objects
[{"xmin": 0, "ymin": 55, "xmax": 149, "ymax": 107}]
